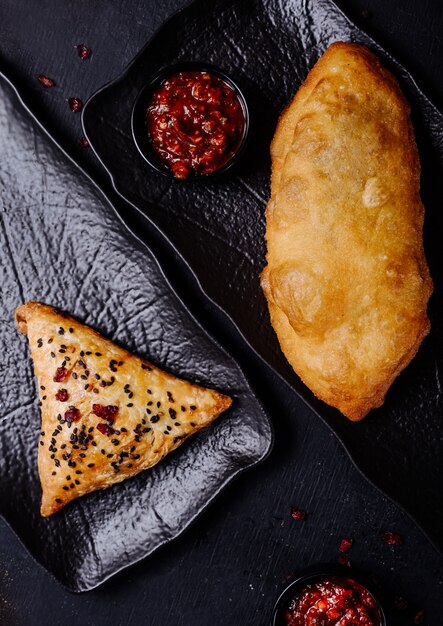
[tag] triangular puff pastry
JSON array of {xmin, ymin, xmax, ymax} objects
[
  {"xmin": 16, "ymin": 302, "xmax": 232, "ymax": 516},
  {"xmin": 261, "ymin": 42, "xmax": 433, "ymax": 421}
]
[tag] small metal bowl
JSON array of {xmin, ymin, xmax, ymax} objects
[
  {"xmin": 131, "ymin": 62, "xmax": 250, "ymax": 181},
  {"xmin": 272, "ymin": 565, "xmax": 386, "ymax": 626}
]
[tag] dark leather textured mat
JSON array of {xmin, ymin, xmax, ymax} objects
[
  {"xmin": 0, "ymin": 76, "xmax": 272, "ymax": 592},
  {"xmin": 82, "ymin": 0, "xmax": 443, "ymax": 551}
]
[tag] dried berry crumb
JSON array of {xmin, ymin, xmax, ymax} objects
[
  {"xmin": 381, "ymin": 531, "xmax": 403, "ymax": 545},
  {"xmin": 76, "ymin": 43, "xmax": 92, "ymax": 59},
  {"xmin": 68, "ymin": 97, "xmax": 83, "ymax": 112},
  {"xmin": 394, "ymin": 596, "xmax": 408, "ymax": 611},
  {"xmin": 93, "ymin": 404, "xmax": 118, "ymax": 423},
  {"xmin": 64, "ymin": 407, "xmax": 80, "ymax": 424},
  {"xmin": 79, "ymin": 136, "xmax": 89, "ymax": 148},
  {"xmin": 414, "ymin": 610, "xmax": 425, "ymax": 624},
  {"xmin": 339, "ymin": 538, "xmax": 353, "ymax": 553},
  {"xmin": 337, "ymin": 555, "xmax": 351, "ymax": 567},
  {"xmin": 290, "ymin": 508, "xmax": 306, "ymax": 521},
  {"xmin": 55, "ymin": 388, "xmax": 69, "ymax": 402},
  {"xmin": 53, "ymin": 367, "xmax": 68, "ymax": 382},
  {"xmin": 38, "ymin": 75, "xmax": 55, "ymax": 88},
  {"xmin": 97, "ymin": 422, "xmax": 112, "ymax": 436}
]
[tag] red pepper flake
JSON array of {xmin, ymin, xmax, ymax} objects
[
  {"xmin": 381, "ymin": 531, "xmax": 403, "ymax": 545},
  {"xmin": 92, "ymin": 404, "xmax": 118, "ymax": 423},
  {"xmin": 290, "ymin": 508, "xmax": 306, "ymax": 521},
  {"xmin": 75, "ymin": 43, "xmax": 92, "ymax": 60},
  {"xmin": 337, "ymin": 555, "xmax": 351, "ymax": 567},
  {"xmin": 55, "ymin": 388, "xmax": 69, "ymax": 402},
  {"xmin": 97, "ymin": 422, "xmax": 112, "ymax": 436},
  {"xmin": 68, "ymin": 97, "xmax": 83, "ymax": 112},
  {"xmin": 64, "ymin": 407, "xmax": 80, "ymax": 424},
  {"xmin": 414, "ymin": 610, "xmax": 425, "ymax": 624},
  {"xmin": 37, "ymin": 75, "xmax": 55, "ymax": 88},
  {"xmin": 79, "ymin": 136, "xmax": 89, "ymax": 148},
  {"xmin": 53, "ymin": 367, "xmax": 68, "ymax": 382},
  {"xmin": 339, "ymin": 537, "xmax": 353, "ymax": 552}
]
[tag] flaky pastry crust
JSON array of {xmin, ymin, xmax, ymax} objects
[
  {"xmin": 261, "ymin": 42, "xmax": 432, "ymax": 421},
  {"xmin": 16, "ymin": 302, "xmax": 232, "ymax": 515}
]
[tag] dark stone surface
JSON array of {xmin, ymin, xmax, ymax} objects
[{"xmin": 0, "ymin": 0, "xmax": 442, "ymax": 624}]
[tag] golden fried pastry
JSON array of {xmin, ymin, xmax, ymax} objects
[
  {"xmin": 15, "ymin": 302, "xmax": 232, "ymax": 515},
  {"xmin": 261, "ymin": 42, "xmax": 432, "ymax": 421}
]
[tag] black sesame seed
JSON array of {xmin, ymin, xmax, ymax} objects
[
  {"xmin": 69, "ymin": 328, "xmax": 74, "ymax": 333},
  {"xmin": 143, "ymin": 427, "xmax": 152, "ymax": 433},
  {"xmin": 42, "ymin": 395, "xmax": 47, "ymax": 400},
  {"xmin": 107, "ymin": 454, "xmax": 113, "ymax": 459},
  {"xmin": 70, "ymin": 483, "xmax": 75, "ymax": 489},
  {"xmin": 175, "ymin": 422, "xmax": 181, "ymax": 427},
  {"xmin": 127, "ymin": 403, "xmax": 133, "ymax": 407},
  {"xmin": 127, "ymin": 464, "xmax": 133, "ymax": 468},
  {"xmin": 72, "ymin": 372, "xmax": 78, "ymax": 379},
  {"xmin": 40, "ymin": 385, "xmax": 46, "ymax": 391},
  {"xmin": 80, "ymin": 350, "xmax": 85, "ymax": 357},
  {"xmin": 75, "ymin": 479, "xmax": 80, "ymax": 485},
  {"xmin": 128, "ymin": 392, "xmax": 133, "ymax": 399},
  {"xmin": 169, "ymin": 408, "xmax": 177, "ymax": 419},
  {"xmin": 50, "ymin": 352, "xmax": 56, "ymax": 358},
  {"xmin": 95, "ymin": 373, "xmax": 100, "ymax": 380},
  {"xmin": 86, "ymin": 351, "xmax": 92, "ymax": 356},
  {"xmin": 150, "ymin": 415, "xmax": 160, "ymax": 424},
  {"xmin": 167, "ymin": 392, "xmax": 174, "ymax": 402},
  {"xmin": 164, "ymin": 430, "xmax": 169, "ymax": 435},
  {"xmin": 190, "ymin": 405, "xmax": 196, "ymax": 410},
  {"xmin": 111, "ymin": 439, "xmax": 119, "ymax": 445},
  {"xmin": 95, "ymin": 352, "xmax": 102, "ymax": 357},
  {"xmin": 62, "ymin": 486, "xmax": 69, "ymax": 491},
  {"xmin": 79, "ymin": 453, "xmax": 86, "ymax": 458},
  {"xmin": 93, "ymin": 388, "xmax": 99, "ymax": 394},
  {"xmin": 87, "ymin": 463, "xmax": 95, "ymax": 468},
  {"xmin": 181, "ymin": 406, "xmax": 186, "ymax": 412},
  {"xmin": 190, "ymin": 422, "xmax": 196, "ymax": 427},
  {"xmin": 52, "ymin": 471, "xmax": 57, "ymax": 476},
  {"xmin": 147, "ymin": 389, "xmax": 152, "ymax": 394},
  {"xmin": 37, "ymin": 338, "xmax": 43, "ymax": 348},
  {"xmin": 58, "ymin": 327, "xmax": 65, "ymax": 335},
  {"xmin": 54, "ymin": 459, "xmax": 60, "ymax": 467},
  {"xmin": 66, "ymin": 475, "xmax": 71, "ymax": 480},
  {"xmin": 156, "ymin": 401, "xmax": 161, "ymax": 408},
  {"xmin": 39, "ymin": 441, "xmax": 44, "ymax": 446},
  {"xmin": 48, "ymin": 338, "xmax": 53, "ymax": 344}
]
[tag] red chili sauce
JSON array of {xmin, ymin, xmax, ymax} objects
[
  {"xmin": 284, "ymin": 577, "xmax": 381, "ymax": 626},
  {"xmin": 146, "ymin": 71, "xmax": 245, "ymax": 179}
]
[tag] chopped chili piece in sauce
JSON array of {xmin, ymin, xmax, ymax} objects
[
  {"xmin": 284, "ymin": 577, "xmax": 381, "ymax": 626},
  {"xmin": 146, "ymin": 71, "xmax": 245, "ymax": 179}
]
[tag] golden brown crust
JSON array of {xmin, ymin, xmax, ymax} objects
[
  {"xmin": 261, "ymin": 42, "xmax": 433, "ymax": 421},
  {"xmin": 15, "ymin": 302, "xmax": 232, "ymax": 515}
]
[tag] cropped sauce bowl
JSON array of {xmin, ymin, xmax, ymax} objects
[
  {"xmin": 131, "ymin": 63, "xmax": 249, "ymax": 181},
  {"xmin": 272, "ymin": 567, "xmax": 386, "ymax": 626}
]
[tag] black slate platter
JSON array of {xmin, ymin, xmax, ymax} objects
[
  {"xmin": 82, "ymin": 0, "xmax": 443, "ymax": 550},
  {"xmin": 0, "ymin": 76, "xmax": 272, "ymax": 592}
]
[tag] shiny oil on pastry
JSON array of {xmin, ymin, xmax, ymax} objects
[
  {"xmin": 261, "ymin": 42, "xmax": 432, "ymax": 421},
  {"xmin": 16, "ymin": 302, "xmax": 232, "ymax": 516}
]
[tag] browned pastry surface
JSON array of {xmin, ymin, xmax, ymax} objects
[
  {"xmin": 16, "ymin": 302, "xmax": 232, "ymax": 516},
  {"xmin": 261, "ymin": 42, "xmax": 432, "ymax": 421}
]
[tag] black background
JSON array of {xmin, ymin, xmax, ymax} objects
[{"xmin": 0, "ymin": 0, "xmax": 442, "ymax": 625}]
